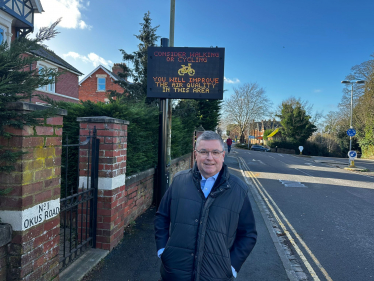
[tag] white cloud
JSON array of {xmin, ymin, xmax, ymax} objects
[
  {"xmin": 35, "ymin": 0, "xmax": 92, "ymax": 30},
  {"xmin": 63, "ymin": 51, "xmax": 113, "ymax": 68},
  {"xmin": 64, "ymin": 51, "xmax": 81, "ymax": 60},
  {"xmin": 314, "ymin": 89, "xmax": 322, "ymax": 93},
  {"xmin": 224, "ymin": 77, "xmax": 240, "ymax": 84},
  {"xmin": 78, "ymin": 20, "xmax": 91, "ymax": 30}
]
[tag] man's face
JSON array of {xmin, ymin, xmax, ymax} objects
[{"xmin": 195, "ymin": 140, "xmax": 225, "ymax": 178}]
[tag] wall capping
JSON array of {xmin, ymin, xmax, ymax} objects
[
  {"xmin": 171, "ymin": 153, "xmax": 192, "ymax": 166},
  {"xmin": 125, "ymin": 153, "xmax": 192, "ymax": 186},
  {"xmin": 126, "ymin": 167, "xmax": 155, "ymax": 186},
  {"xmin": 77, "ymin": 116, "xmax": 130, "ymax": 125},
  {"xmin": 8, "ymin": 102, "xmax": 67, "ymax": 115}
]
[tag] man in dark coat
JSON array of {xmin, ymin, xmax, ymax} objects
[{"xmin": 154, "ymin": 131, "xmax": 257, "ymax": 281}]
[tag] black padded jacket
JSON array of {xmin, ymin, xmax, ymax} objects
[{"xmin": 154, "ymin": 163, "xmax": 257, "ymax": 281}]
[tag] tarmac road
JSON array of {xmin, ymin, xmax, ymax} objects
[{"xmin": 236, "ymin": 148, "xmax": 374, "ymax": 281}]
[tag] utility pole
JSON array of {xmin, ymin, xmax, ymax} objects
[
  {"xmin": 156, "ymin": 38, "xmax": 170, "ymax": 207},
  {"xmin": 166, "ymin": 0, "xmax": 175, "ymax": 167}
]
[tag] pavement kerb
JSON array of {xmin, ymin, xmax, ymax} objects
[{"xmin": 60, "ymin": 248, "xmax": 109, "ymax": 281}]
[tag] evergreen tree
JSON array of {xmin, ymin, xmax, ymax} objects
[
  {"xmin": 277, "ymin": 99, "xmax": 317, "ymax": 145},
  {"xmin": 111, "ymin": 11, "xmax": 160, "ymax": 102},
  {"xmin": 196, "ymin": 99, "xmax": 222, "ymax": 131},
  {"xmin": 0, "ymin": 20, "xmax": 61, "ymax": 173}
]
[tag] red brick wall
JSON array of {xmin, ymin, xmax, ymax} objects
[
  {"xmin": 79, "ymin": 68, "xmax": 124, "ymax": 103},
  {"xmin": 78, "ymin": 117, "xmax": 192, "ymax": 252},
  {"xmin": 123, "ymin": 170, "xmax": 155, "ymax": 230},
  {"xmin": 78, "ymin": 118, "xmax": 128, "ymax": 251},
  {"xmin": 56, "ymin": 70, "xmax": 79, "ymax": 99},
  {"xmin": 123, "ymin": 153, "xmax": 191, "ymax": 228},
  {"xmin": 0, "ymin": 104, "xmax": 65, "ymax": 280}
]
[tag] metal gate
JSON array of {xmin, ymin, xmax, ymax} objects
[{"xmin": 59, "ymin": 127, "xmax": 100, "ymax": 271}]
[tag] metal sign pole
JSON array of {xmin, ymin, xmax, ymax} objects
[{"xmin": 156, "ymin": 38, "xmax": 170, "ymax": 207}]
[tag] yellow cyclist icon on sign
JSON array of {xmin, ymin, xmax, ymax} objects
[{"xmin": 178, "ymin": 63, "xmax": 195, "ymax": 76}]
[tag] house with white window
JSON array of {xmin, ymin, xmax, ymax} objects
[
  {"xmin": 30, "ymin": 46, "xmax": 83, "ymax": 104},
  {"xmin": 79, "ymin": 64, "xmax": 126, "ymax": 103},
  {"xmin": 0, "ymin": 0, "xmax": 83, "ymax": 104}
]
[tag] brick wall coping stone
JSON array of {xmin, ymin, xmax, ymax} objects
[
  {"xmin": 170, "ymin": 153, "xmax": 192, "ymax": 166},
  {"xmin": 77, "ymin": 116, "xmax": 130, "ymax": 125},
  {"xmin": 8, "ymin": 102, "xmax": 67, "ymax": 115},
  {"xmin": 0, "ymin": 223, "xmax": 12, "ymax": 247},
  {"xmin": 126, "ymin": 167, "xmax": 155, "ymax": 186}
]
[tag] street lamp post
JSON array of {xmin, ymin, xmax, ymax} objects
[{"xmin": 341, "ymin": 80, "xmax": 365, "ymax": 167}]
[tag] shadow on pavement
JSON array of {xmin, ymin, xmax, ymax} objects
[{"xmin": 82, "ymin": 206, "xmax": 161, "ymax": 281}]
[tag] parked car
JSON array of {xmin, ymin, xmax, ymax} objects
[{"xmin": 250, "ymin": 145, "xmax": 271, "ymax": 152}]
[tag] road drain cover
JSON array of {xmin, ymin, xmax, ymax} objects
[{"xmin": 279, "ymin": 180, "xmax": 307, "ymax": 188}]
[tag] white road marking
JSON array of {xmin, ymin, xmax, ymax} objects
[
  {"xmin": 252, "ymin": 159, "xmax": 266, "ymax": 165},
  {"xmin": 238, "ymin": 157, "xmax": 333, "ymax": 281},
  {"xmin": 294, "ymin": 168, "xmax": 314, "ymax": 177},
  {"xmin": 278, "ymin": 154, "xmax": 284, "ymax": 157}
]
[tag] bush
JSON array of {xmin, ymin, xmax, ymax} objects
[
  {"xmin": 303, "ymin": 141, "xmax": 329, "ymax": 156},
  {"xmin": 235, "ymin": 143, "xmax": 250, "ymax": 149},
  {"xmin": 56, "ymin": 99, "xmax": 195, "ymax": 178},
  {"xmin": 268, "ymin": 140, "xmax": 298, "ymax": 150}
]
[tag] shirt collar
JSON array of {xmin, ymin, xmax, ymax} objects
[{"xmin": 201, "ymin": 172, "xmax": 220, "ymax": 181}]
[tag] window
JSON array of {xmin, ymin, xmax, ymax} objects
[
  {"xmin": 38, "ymin": 65, "xmax": 55, "ymax": 93},
  {"xmin": 97, "ymin": 78, "xmax": 106, "ymax": 91},
  {"xmin": 0, "ymin": 27, "xmax": 4, "ymax": 44}
]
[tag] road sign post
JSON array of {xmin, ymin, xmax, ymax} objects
[
  {"xmin": 299, "ymin": 146, "xmax": 304, "ymax": 155},
  {"xmin": 346, "ymin": 128, "xmax": 356, "ymax": 137},
  {"xmin": 348, "ymin": 150, "xmax": 357, "ymax": 167},
  {"xmin": 346, "ymin": 129, "xmax": 356, "ymax": 167}
]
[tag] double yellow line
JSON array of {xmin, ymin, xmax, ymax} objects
[{"xmin": 237, "ymin": 157, "xmax": 332, "ymax": 281}]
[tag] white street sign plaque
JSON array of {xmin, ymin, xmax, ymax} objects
[{"xmin": 348, "ymin": 150, "xmax": 357, "ymax": 160}]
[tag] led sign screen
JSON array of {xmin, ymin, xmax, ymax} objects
[{"xmin": 147, "ymin": 47, "xmax": 225, "ymax": 99}]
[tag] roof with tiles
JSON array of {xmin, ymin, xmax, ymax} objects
[{"xmin": 30, "ymin": 47, "xmax": 83, "ymax": 75}]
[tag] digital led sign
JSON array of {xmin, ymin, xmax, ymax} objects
[{"xmin": 147, "ymin": 47, "xmax": 225, "ymax": 99}]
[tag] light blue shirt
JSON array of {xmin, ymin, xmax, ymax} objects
[{"xmin": 157, "ymin": 172, "xmax": 237, "ymax": 278}]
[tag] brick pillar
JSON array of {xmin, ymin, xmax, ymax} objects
[
  {"xmin": 77, "ymin": 117, "xmax": 129, "ymax": 251},
  {"xmin": 0, "ymin": 102, "xmax": 66, "ymax": 280}
]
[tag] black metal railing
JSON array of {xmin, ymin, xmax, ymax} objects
[{"xmin": 59, "ymin": 127, "xmax": 99, "ymax": 271}]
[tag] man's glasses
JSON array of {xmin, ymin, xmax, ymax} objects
[{"xmin": 196, "ymin": 149, "xmax": 224, "ymax": 158}]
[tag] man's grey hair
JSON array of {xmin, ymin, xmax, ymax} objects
[{"xmin": 195, "ymin": 131, "xmax": 224, "ymax": 151}]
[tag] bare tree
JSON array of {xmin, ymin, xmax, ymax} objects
[
  {"xmin": 339, "ymin": 53, "xmax": 373, "ymax": 110},
  {"xmin": 222, "ymin": 83, "xmax": 272, "ymax": 143}
]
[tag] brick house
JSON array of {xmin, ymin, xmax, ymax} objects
[
  {"xmin": 0, "ymin": 0, "xmax": 83, "ymax": 104},
  {"xmin": 30, "ymin": 47, "xmax": 83, "ymax": 104},
  {"xmin": 79, "ymin": 64, "xmax": 126, "ymax": 103},
  {"xmin": 250, "ymin": 119, "xmax": 281, "ymax": 144}
]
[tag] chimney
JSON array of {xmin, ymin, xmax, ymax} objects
[{"xmin": 112, "ymin": 63, "xmax": 125, "ymax": 76}]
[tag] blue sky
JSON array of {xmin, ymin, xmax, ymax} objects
[{"xmin": 34, "ymin": 0, "xmax": 374, "ymax": 116}]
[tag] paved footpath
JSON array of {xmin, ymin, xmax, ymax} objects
[{"xmin": 82, "ymin": 153, "xmax": 292, "ymax": 281}]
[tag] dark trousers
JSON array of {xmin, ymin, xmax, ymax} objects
[{"xmin": 228, "ymin": 145, "xmax": 231, "ymax": 153}]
